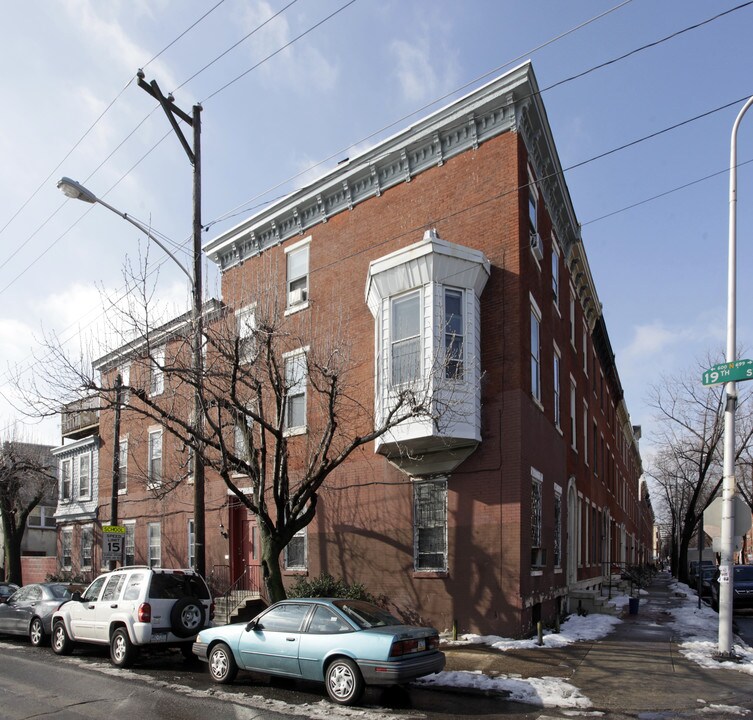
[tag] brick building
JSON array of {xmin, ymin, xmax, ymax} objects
[
  {"xmin": 200, "ymin": 61, "xmax": 654, "ymax": 636},
  {"xmin": 70, "ymin": 61, "xmax": 653, "ymax": 637}
]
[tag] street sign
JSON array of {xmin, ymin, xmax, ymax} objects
[
  {"xmin": 102, "ymin": 525, "xmax": 126, "ymax": 563},
  {"xmin": 702, "ymin": 359, "xmax": 753, "ymax": 386},
  {"xmin": 703, "ymin": 496, "xmax": 753, "ymax": 537}
]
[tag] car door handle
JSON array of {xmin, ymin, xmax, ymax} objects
[
  {"xmin": 110, "ymin": 604, "xmax": 118, "ymax": 608},
  {"xmin": 87, "ymin": 604, "xmax": 96, "ymax": 609},
  {"xmin": 286, "ymin": 637, "xmax": 296, "ymax": 642}
]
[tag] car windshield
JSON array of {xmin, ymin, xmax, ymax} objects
[
  {"xmin": 49, "ymin": 585, "xmax": 72, "ymax": 600},
  {"xmin": 734, "ymin": 566, "xmax": 753, "ymax": 582},
  {"xmin": 334, "ymin": 600, "xmax": 401, "ymax": 629}
]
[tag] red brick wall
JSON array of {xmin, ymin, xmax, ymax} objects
[{"xmin": 21, "ymin": 556, "xmax": 57, "ymax": 584}]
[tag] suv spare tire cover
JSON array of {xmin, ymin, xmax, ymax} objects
[{"xmin": 170, "ymin": 597, "xmax": 206, "ymax": 638}]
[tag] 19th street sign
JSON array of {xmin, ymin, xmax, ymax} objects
[{"xmin": 702, "ymin": 359, "xmax": 753, "ymax": 386}]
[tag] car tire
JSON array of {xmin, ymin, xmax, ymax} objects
[
  {"xmin": 110, "ymin": 627, "xmax": 138, "ymax": 668},
  {"xmin": 29, "ymin": 617, "xmax": 45, "ymax": 647},
  {"xmin": 170, "ymin": 597, "xmax": 206, "ymax": 638},
  {"xmin": 208, "ymin": 643, "xmax": 238, "ymax": 684},
  {"xmin": 325, "ymin": 657, "xmax": 364, "ymax": 706},
  {"xmin": 51, "ymin": 621, "xmax": 74, "ymax": 655}
]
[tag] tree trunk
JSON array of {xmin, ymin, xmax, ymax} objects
[
  {"xmin": 4, "ymin": 530, "xmax": 23, "ymax": 585},
  {"xmin": 259, "ymin": 526, "xmax": 286, "ymax": 604}
]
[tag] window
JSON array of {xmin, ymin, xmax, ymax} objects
[
  {"xmin": 551, "ymin": 237, "xmax": 560, "ymax": 306},
  {"xmin": 582, "ymin": 325, "xmax": 588, "ymax": 375},
  {"xmin": 150, "ymin": 347, "xmax": 165, "ymax": 396},
  {"xmin": 444, "ymin": 288, "xmax": 464, "ymax": 379},
  {"xmin": 569, "ymin": 288, "xmax": 576, "ymax": 348},
  {"xmin": 118, "ymin": 439, "xmax": 128, "ymax": 493},
  {"xmin": 28, "ymin": 506, "xmax": 56, "ymax": 529},
  {"xmin": 528, "ymin": 166, "xmax": 538, "ymax": 236},
  {"xmin": 530, "ymin": 301, "xmax": 542, "ymax": 404},
  {"xmin": 81, "ymin": 526, "xmax": 93, "ymax": 569},
  {"xmin": 553, "ymin": 346, "xmax": 561, "ymax": 428},
  {"xmin": 391, "ymin": 291, "xmax": 421, "ymax": 385},
  {"xmin": 285, "ymin": 528, "xmax": 307, "ymax": 570},
  {"xmin": 531, "ymin": 470, "xmax": 544, "ymax": 568},
  {"xmin": 284, "ymin": 351, "xmax": 307, "ymax": 432},
  {"xmin": 308, "ymin": 605, "xmax": 351, "ymax": 634},
  {"xmin": 78, "ymin": 454, "xmax": 91, "ymax": 499},
  {"xmin": 235, "ymin": 304, "xmax": 256, "ymax": 363},
  {"xmin": 148, "ymin": 523, "xmax": 161, "ymax": 568},
  {"xmin": 148, "ymin": 429, "xmax": 163, "ymax": 488},
  {"xmin": 188, "ymin": 519, "xmax": 195, "ymax": 570},
  {"xmin": 61, "ymin": 528, "xmax": 72, "ymax": 568},
  {"xmin": 124, "ymin": 522, "xmax": 135, "ymax": 566},
  {"xmin": 82, "ymin": 575, "xmax": 106, "ymax": 603},
  {"xmin": 554, "ymin": 490, "xmax": 562, "ymax": 568},
  {"xmin": 102, "ymin": 573, "xmax": 126, "ymax": 602},
  {"xmin": 570, "ymin": 379, "xmax": 577, "ymax": 450},
  {"xmin": 61, "ymin": 459, "xmax": 71, "ymax": 500},
  {"xmin": 583, "ymin": 403, "xmax": 589, "ymax": 464},
  {"xmin": 286, "ymin": 239, "xmax": 310, "ymax": 308},
  {"xmin": 120, "ymin": 363, "xmax": 131, "ymax": 404},
  {"xmin": 414, "ymin": 479, "xmax": 447, "ymax": 571},
  {"xmin": 259, "ymin": 603, "xmax": 311, "ymax": 632}
]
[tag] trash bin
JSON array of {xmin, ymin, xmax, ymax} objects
[{"xmin": 628, "ymin": 597, "xmax": 639, "ymax": 615}]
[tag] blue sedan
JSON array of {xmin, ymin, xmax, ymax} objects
[{"xmin": 192, "ymin": 598, "xmax": 445, "ymax": 705}]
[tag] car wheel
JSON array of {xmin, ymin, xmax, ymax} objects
[
  {"xmin": 170, "ymin": 597, "xmax": 206, "ymax": 638},
  {"xmin": 208, "ymin": 643, "xmax": 238, "ymax": 684},
  {"xmin": 325, "ymin": 657, "xmax": 364, "ymax": 706},
  {"xmin": 110, "ymin": 627, "xmax": 138, "ymax": 668},
  {"xmin": 51, "ymin": 621, "xmax": 74, "ymax": 655},
  {"xmin": 29, "ymin": 617, "xmax": 45, "ymax": 647}
]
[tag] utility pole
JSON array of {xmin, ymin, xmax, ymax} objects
[
  {"xmin": 109, "ymin": 373, "xmax": 122, "ymax": 571},
  {"xmin": 137, "ymin": 71, "xmax": 206, "ymax": 578}
]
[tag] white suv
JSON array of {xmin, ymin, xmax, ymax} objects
[{"xmin": 51, "ymin": 566, "xmax": 213, "ymax": 667}]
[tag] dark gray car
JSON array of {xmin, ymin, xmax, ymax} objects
[{"xmin": 0, "ymin": 583, "xmax": 71, "ymax": 646}]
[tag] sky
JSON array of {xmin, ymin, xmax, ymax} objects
[{"xmin": 2, "ymin": 0, "xmax": 753, "ymax": 477}]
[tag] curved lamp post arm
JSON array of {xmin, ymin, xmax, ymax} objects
[{"xmin": 57, "ymin": 177, "xmax": 194, "ymax": 288}]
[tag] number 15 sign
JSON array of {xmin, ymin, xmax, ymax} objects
[{"xmin": 102, "ymin": 525, "xmax": 126, "ymax": 562}]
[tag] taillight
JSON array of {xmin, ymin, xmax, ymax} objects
[
  {"xmin": 138, "ymin": 602, "xmax": 152, "ymax": 623},
  {"xmin": 390, "ymin": 636, "xmax": 435, "ymax": 657}
]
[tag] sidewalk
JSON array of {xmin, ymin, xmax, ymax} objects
[{"xmin": 439, "ymin": 572, "xmax": 753, "ymax": 716}]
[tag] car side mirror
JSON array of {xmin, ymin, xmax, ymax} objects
[
  {"xmin": 245, "ymin": 619, "xmax": 260, "ymax": 632},
  {"xmin": 71, "ymin": 591, "xmax": 82, "ymax": 602}
]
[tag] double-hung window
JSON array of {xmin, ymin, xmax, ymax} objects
[
  {"xmin": 531, "ymin": 469, "xmax": 544, "ymax": 568},
  {"xmin": 61, "ymin": 458, "xmax": 71, "ymax": 500},
  {"xmin": 528, "ymin": 166, "xmax": 538, "ymax": 237},
  {"xmin": 78, "ymin": 454, "xmax": 91, "ymax": 499},
  {"xmin": 391, "ymin": 291, "xmax": 421, "ymax": 385},
  {"xmin": 285, "ymin": 528, "xmax": 307, "ymax": 570},
  {"xmin": 444, "ymin": 288, "xmax": 464, "ymax": 380},
  {"xmin": 118, "ymin": 439, "xmax": 128, "ymax": 493},
  {"xmin": 148, "ymin": 523, "xmax": 161, "ymax": 568},
  {"xmin": 286, "ymin": 239, "xmax": 310, "ymax": 309},
  {"xmin": 414, "ymin": 479, "xmax": 447, "ymax": 571},
  {"xmin": 81, "ymin": 526, "xmax": 93, "ymax": 569},
  {"xmin": 551, "ymin": 237, "xmax": 560, "ymax": 307},
  {"xmin": 530, "ymin": 299, "xmax": 542, "ymax": 404},
  {"xmin": 554, "ymin": 489, "xmax": 562, "ymax": 568},
  {"xmin": 150, "ymin": 347, "xmax": 165, "ymax": 396},
  {"xmin": 148, "ymin": 429, "xmax": 163, "ymax": 488},
  {"xmin": 284, "ymin": 350, "xmax": 307, "ymax": 432},
  {"xmin": 553, "ymin": 346, "xmax": 561, "ymax": 429},
  {"xmin": 124, "ymin": 522, "xmax": 135, "ymax": 566},
  {"xmin": 235, "ymin": 304, "xmax": 256, "ymax": 364},
  {"xmin": 61, "ymin": 528, "xmax": 72, "ymax": 568}
]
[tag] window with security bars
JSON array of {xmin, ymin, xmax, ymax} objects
[
  {"xmin": 285, "ymin": 528, "xmax": 307, "ymax": 570},
  {"xmin": 531, "ymin": 475, "xmax": 545, "ymax": 567},
  {"xmin": 81, "ymin": 526, "xmax": 93, "ymax": 569},
  {"xmin": 554, "ymin": 493, "xmax": 562, "ymax": 567},
  {"xmin": 414, "ymin": 480, "xmax": 447, "ymax": 571}
]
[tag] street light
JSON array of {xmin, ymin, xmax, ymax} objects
[
  {"xmin": 718, "ymin": 94, "xmax": 753, "ymax": 658},
  {"xmin": 57, "ymin": 176, "xmax": 206, "ymax": 577}
]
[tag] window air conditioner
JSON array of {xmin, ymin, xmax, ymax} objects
[
  {"xmin": 289, "ymin": 287, "xmax": 307, "ymax": 305},
  {"xmin": 530, "ymin": 231, "xmax": 544, "ymax": 261}
]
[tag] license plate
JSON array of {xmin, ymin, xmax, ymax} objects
[
  {"xmin": 417, "ymin": 639, "xmax": 426, "ymax": 651},
  {"xmin": 151, "ymin": 632, "xmax": 167, "ymax": 642}
]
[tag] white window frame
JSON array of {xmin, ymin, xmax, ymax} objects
[
  {"xmin": 284, "ymin": 527, "xmax": 308, "ymax": 570},
  {"xmin": 235, "ymin": 303, "xmax": 256, "ymax": 364},
  {"xmin": 570, "ymin": 377, "xmax": 577, "ymax": 450},
  {"xmin": 553, "ymin": 343, "xmax": 561, "ymax": 429},
  {"xmin": 81, "ymin": 525, "xmax": 94, "ymax": 569},
  {"xmin": 531, "ymin": 468, "xmax": 544, "ymax": 569},
  {"xmin": 27, "ymin": 505, "xmax": 56, "ymax": 529},
  {"xmin": 530, "ymin": 296, "xmax": 542, "ymax": 406},
  {"xmin": 78, "ymin": 453, "xmax": 91, "ymax": 500},
  {"xmin": 148, "ymin": 522, "xmax": 162, "ymax": 568},
  {"xmin": 582, "ymin": 324, "xmax": 588, "ymax": 376},
  {"xmin": 569, "ymin": 285, "xmax": 576, "ymax": 349},
  {"xmin": 61, "ymin": 458, "xmax": 72, "ymax": 501},
  {"xmin": 124, "ymin": 521, "xmax": 136, "ymax": 566},
  {"xmin": 285, "ymin": 237, "xmax": 310, "ymax": 312},
  {"xmin": 118, "ymin": 438, "xmax": 128, "ymax": 494},
  {"xmin": 390, "ymin": 289, "xmax": 422, "ymax": 386},
  {"xmin": 551, "ymin": 235, "xmax": 560, "ymax": 308},
  {"xmin": 148, "ymin": 428, "xmax": 163, "ymax": 489},
  {"xmin": 61, "ymin": 527, "xmax": 73, "ymax": 569},
  {"xmin": 120, "ymin": 362, "xmax": 131, "ymax": 404},
  {"xmin": 413, "ymin": 478, "xmax": 448, "ymax": 572},
  {"xmin": 444, "ymin": 287, "xmax": 464, "ymax": 380},
  {"xmin": 150, "ymin": 347, "xmax": 165, "ymax": 397},
  {"xmin": 283, "ymin": 348, "xmax": 308, "ymax": 435}
]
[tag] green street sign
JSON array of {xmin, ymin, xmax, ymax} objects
[{"xmin": 702, "ymin": 359, "xmax": 753, "ymax": 386}]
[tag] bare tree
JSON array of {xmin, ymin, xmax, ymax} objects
[
  {"xmin": 0, "ymin": 438, "xmax": 56, "ymax": 584},
  {"xmin": 646, "ymin": 358, "xmax": 753, "ymax": 581},
  {"xmin": 20, "ymin": 257, "xmax": 470, "ymax": 603}
]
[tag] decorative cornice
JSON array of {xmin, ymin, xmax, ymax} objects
[{"xmin": 205, "ymin": 63, "xmax": 540, "ymax": 270}]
